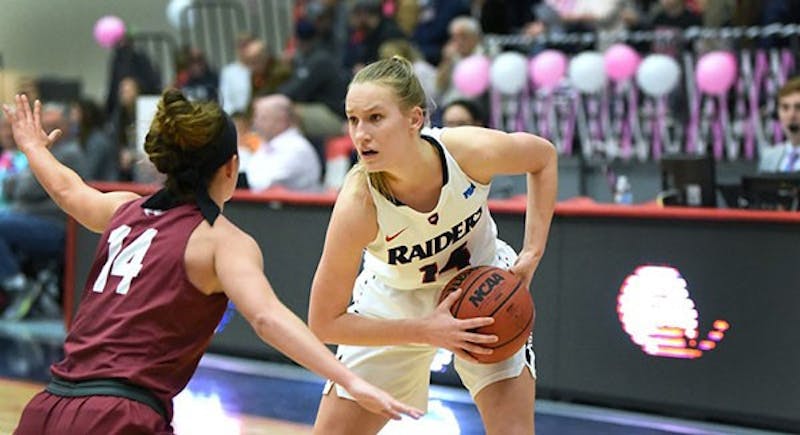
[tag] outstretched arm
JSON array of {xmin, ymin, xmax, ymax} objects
[
  {"xmin": 3, "ymin": 95, "xmax": 138, "ymax": 233},
  {"xmin": 215, "ymin": 225, "xmax": 423, "ymax": 421}
]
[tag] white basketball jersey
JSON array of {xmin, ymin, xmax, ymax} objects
[{"xmin": 363, "ymin": 128, "xmax": 499, "ymax": 290}]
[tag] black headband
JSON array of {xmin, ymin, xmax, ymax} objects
[
  {"xmin": 196, "ymin": 114, "xmax": 238, "ymax": 179},
  {"xmin": 142, "ymin": 114, "xmax": 238, "ymax": 225}
]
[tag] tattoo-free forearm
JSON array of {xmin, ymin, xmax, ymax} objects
[{"xmin": 312, "ymin": 311, "xmax": 430, "ymax": 347}]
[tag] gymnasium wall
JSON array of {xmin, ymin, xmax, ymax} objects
[{"xmin": 68, "ymin": 187, "xmax": 800, "ymax": 432}]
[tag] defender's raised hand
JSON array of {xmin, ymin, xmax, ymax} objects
[{"xmin": 2, "ymin": 94, "xmax": 63, "ymax": 152}]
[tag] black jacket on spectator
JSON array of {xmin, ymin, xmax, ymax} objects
[
  {"xmin": 411, "ymin": 0, "xmax": 470, "ymax": 66},
  {"xmin": 105, "ymin": 41, "xmax": 162, "ymax": 114},
  {"xmin": 279, "ymin": 43, "xmax": 348, "ymax": 117},
  {"xmin": 651, "ymin": 8, "xmax": 702, "ymax": 29},
  {"xmin": 181, "ymin": 71, "xmax": 220, "ymax": 103},
  {"xmin": 479, "ymin": 0, "xmax": 537, "ymax": 35},
  {"xmin": 344, "ymin": 18, "xmax": 406, "ymax": 70}
]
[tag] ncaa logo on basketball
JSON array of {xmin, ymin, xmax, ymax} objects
[{"xmin": 469, "ymin": 272, "xmax": 505, "ymax": 307}]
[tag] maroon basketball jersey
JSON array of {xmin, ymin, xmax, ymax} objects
[{"xmin": 52, "ymin": 196, "xmax": 228, "ymax": 420}]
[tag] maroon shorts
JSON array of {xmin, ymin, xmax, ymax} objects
[{"xmin": 14, "ymin": 391, "xmax": 173, "ymax": 435}]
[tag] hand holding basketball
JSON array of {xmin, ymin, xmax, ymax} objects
[
  {"xmin": 422, "ymin": 287, "xmax": 498, "ymax": 364},
  {"xmin": 439, "ymin": 266, "xmax": 535, "ymax": 364},
  {"xmin": 508, "ymin": 249, "xmax": 541, "ymax": 291}
]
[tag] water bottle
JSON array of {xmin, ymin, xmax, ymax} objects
[{"xmin": 614, "ymin": 175, "xmax": 633, "ymax": 205}]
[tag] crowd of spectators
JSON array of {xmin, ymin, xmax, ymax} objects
[{"xmin": 1, "ymin": 0, "xmax": 799, "ymax": 320}]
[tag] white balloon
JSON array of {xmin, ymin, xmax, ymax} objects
[
  {"xmin": 489, "ymin": 52, "xmax": 529, "ymax": 95},
  {"xmin": 167, "ymin": 0, "xmax": 195, "ymax": 29},
  {"xmin": 568, "ymin": 51, "xmax": 606, "ymax": 93},
  {"xmin": 635, "ymin": 54, "xmax": 681, "ymax": 97}
]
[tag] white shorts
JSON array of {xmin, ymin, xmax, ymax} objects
[{"xmin": 323, "ymin": 240, "xmax": 537, "ymax": 410}]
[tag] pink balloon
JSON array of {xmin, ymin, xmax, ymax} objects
[
  {"xmin": 453, "ymin": 55, "xmax": 491, "ymax": 97},
  {"xmin": 604, "ymin": 43, "xmax": 640, "ymax": 82},
  {"xmin": 695, "ymin": 51, "xmax": 738, "ymax": 95},
  {"xmin": 93, "ymin": 15, "xmax": 126, "ymax": 49},
  {"xmin": 529, "ymin": 50, "xmax": 567, "ymax": 89}
]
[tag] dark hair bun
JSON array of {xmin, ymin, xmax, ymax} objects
[
  {"xmin": 144, "ymin": 88, "xmax": 224, "ymax": 188},
  {"xmin": 157, "ymin": 88, "xmax": 213, "ymax": 149}
]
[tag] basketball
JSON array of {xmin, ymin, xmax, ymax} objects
[{"xmin": 439, "ymin": 266, "xmax": 535, "ymax": 364}]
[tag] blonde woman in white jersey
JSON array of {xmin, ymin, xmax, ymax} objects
[{"xmin": 309, "ymin": 56, "xmax": 558, "ymax": 435}]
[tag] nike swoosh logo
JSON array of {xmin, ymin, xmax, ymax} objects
[{"xmin": 385, "ymin": 227, "xmax": 408, "ymax": 242}]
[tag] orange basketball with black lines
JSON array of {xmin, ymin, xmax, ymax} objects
[{"xmin": 439, "ymin": 266, "xmax": 534, "ymax": 364}]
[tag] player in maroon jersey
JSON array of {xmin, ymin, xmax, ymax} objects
[{"xmin": 3, "ymin": 90, "xmax": 422, "ymax": 434}]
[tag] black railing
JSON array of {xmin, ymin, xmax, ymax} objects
[{"xmin": 179, "ymin": 0, "xmax": 247, "ymax": 70}]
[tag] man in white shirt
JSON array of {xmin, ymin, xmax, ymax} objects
[
  {"xmin": 219, "ymin": 34, "xmax": 255, "ymax": 115},
  {"xmin": 246, "ymin": 94, "xmax": 322, "ymax": 191},
  {"xmin": 759, "ymin": 77, "xmax": 800, "ymax": 173}
]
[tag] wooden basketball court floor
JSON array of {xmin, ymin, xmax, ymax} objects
[{"xmin": 0, "ymin": 320, "xmax": 787, "ymax": 435}]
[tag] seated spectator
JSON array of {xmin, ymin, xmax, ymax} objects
[
  {"xmin": 410, "ymin": 0, "xmax": 471, "ymax": 66},
  {"xmin": 278, "ymin": 19, "xmax": 348, "ymax": 141},
  {"xmin": 1, "ymin": 103, "xmax": 86, "ymax": 320},
  {"xmin": 219, "ymin": 33, "xmax": 256, "ymax": 114},
  {"xmin": 241, "ymin": 39, "xmax": 292, "ymax": 97},
  {"xmin": 436, "ymin": 16, "xmax": 485, "ymax": 107},
  {"xmin": 246, "ymin": 94, "xmax": 321, "ymax": 191},
  {"xmin": 174, "ymin": 47, "xmax": 219, "ymax": 102},
  {"xmin": 759, "ymin": 77, "xmax": 800, "ymax": 173},
  {"xmin": 70, "ymin": 98, "xmax": 117, "ymax": 181},
  {"xmin": 0, "ymin": 113, "xmax": 27, "ymax": 210},
  {"xmin": 441, "ymin": 98, "xmax": 487, "ymax": 128}
]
